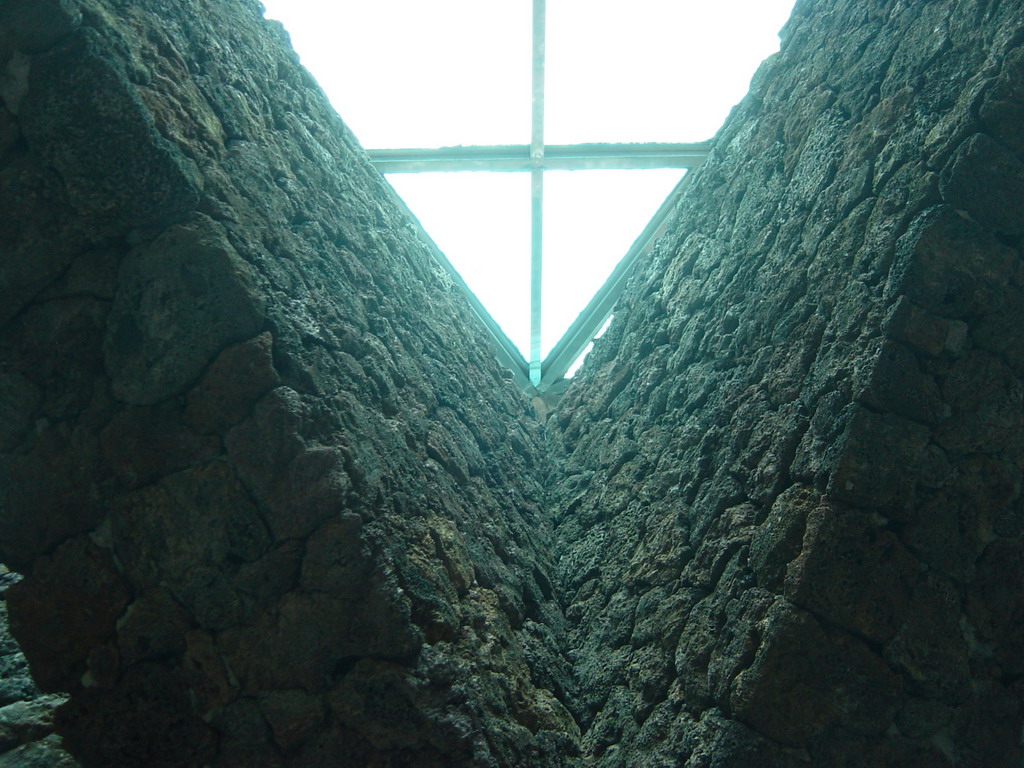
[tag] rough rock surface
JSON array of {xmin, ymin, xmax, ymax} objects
[
  {"xmin": 1, "ymin": 0, "xmax": 1023, "ymax": 766},
  {"xmin": 551, "ymin": 0, "xmax": 1024, "ymax": 766},
  {"xmin": 0, "ymin": 570, "xmax": 77, "ymax": 765},
  {"xmin": 0, "ymin": 1, "xmax": 572, "ymax": 766}
]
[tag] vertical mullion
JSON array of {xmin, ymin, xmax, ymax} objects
[
  {"xmin": 530, "ymin": 169, "xmax": 543, "ymax": 386},
  {"xmin": 529, "ymin": 0, "xmax": 545, "ymax": 387}
]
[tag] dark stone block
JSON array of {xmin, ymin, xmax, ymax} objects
[
  {"xmin": 225, "ymin": 387, "xmax": 357, "ymax": 540},
  {"xmin": 55, "ymin": 663, "xmax": 216, "ymax": 768},
  {"xmin": 784, "ymin": 503, "xmax": 918, "ymax": 645},
  {"xmin": 950, "ymin": 681, "xmax": 1023, "ymax": 768},
  {"xmin": 0, "ymin": 156, "xmax": 85, "ymax": 327},
  {"xmin": 884, "ymin": 297, "xmax": 968, "ymax": 358},
  {"xmin": 965, "ymin": 539, "xmax": 1024, "ymax": 676},
  {"xmin": 972, "ymin": 285, "xmax": 1024, "ymax": 378},
  {"xmin": 104, "ymin": 213, "xmax": 265, "ymax": 405},
  {"xmin": 0, "ymin": 733, "xmax": 81, "ymax": 767},
  {"xmin": 857, "ymin": 339, "xmax": 944, "ymax": 424},
  {"xmin": 259, "ymin": 689, "xmax": 325, "ymax": 751},
  {"xmin": 0, "ymin": 372, "xmax": 39, "ymax": 452},
  {"xmin": 185, "ymin": 332, "xmax": 280, "ymax": 434},
  {"xmin": 826, "ymin": 406, "xmax": 930, "ymax": 513},
  {"xmin": 116, "ymin": 587, "xmax": 190, "ymax": 667},
  {"xmin": 935, "ymin": 351, "xmax": 1024, "ymax": 455},
  {"xmin": 101, "ymin": 404, "xmax": 220, "ymax": 488},
  {"xmin": 979, "ymin": 46, "xmax": 1024, "ymax": 158},
  {"xmin": 941, "ymin": 133, "xmax": 1024, "ymax": 235},
  {"xmin": 6, "ymin": 538, "xmax": 130, "ymax": 692},
  {"xmin": 891, "ymin": 205, "xmax": 1017, "ymax": 319},
  {"xmin": 216, "ymin": 585, "xmax": 420, "ymax": 694},
  {"xmin": 19, "ymin": 29, "xmax": 200, "ymax": 236},
  {"xmin": 3, "ymin": 297, "xmax": 109, "ymax": 420},
  {"xmin": 750, "ymin": 484, "xmax": 818, "ymax": 590},
  {"xmin": 900, "ymin": 492, "xmax": 979, "ymax": 583},
  {"xmin": 730, "ymin": 602, "xmax": 902, "ymax": 748},
  {"xmin": 109, "ymin": 462, "xmax": 271, "ymax": 629},
  {"xmin": 808, "ymin": 730, "xmax": 953, "ymax": 768},
  {"xmin": 0, "ymin": 0, "xmax": 80, "ymax": 55},
  {"xmin": 883, "ymin": 573, "xmax": 970, "ymax": 702},
  {"xmin": 0, "ymin": 427, "xmax": 108, "ymax": 569},
  {"xmin": 0, "ymin": 108, "xmax": 16, "ymax": 154}
]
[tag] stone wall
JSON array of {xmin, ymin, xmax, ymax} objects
[
  {"xmin": 0, "ymin": 569, "xmax": 78, "ymax": 766},
  {"xmin": 550, "ymin": 0, "xmax": 1024, "ymax": 766},
  {"xmin": 0, "ymin": 1, "xmax": 573, "ymax": 765},
  {"xmin": 2, "ymin": 0, "xmax": 1024, "ymax": 766}
]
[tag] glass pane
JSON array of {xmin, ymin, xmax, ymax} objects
[
  {"xmin": 546, "ymin": 0, "xmax": 798, "ymax": 143},
  {"xmin": 386, "ymin": 173, "xmax": 532, "ymax": 358},
  {"xmin": 262, "ymin": 1, "xmax": 531, "ymax": 148},
  {"xmin": 542, "ymin": 169, "xmax": 682, "ymax": 357}
]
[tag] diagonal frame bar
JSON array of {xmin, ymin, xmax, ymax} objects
[
  {"xmin": 537, "ymin": 164, "xmax": 702, "ymax": 389},
  {"xmin": 381, "ymin": 183, "xmax": 532, "ymax": 389}
]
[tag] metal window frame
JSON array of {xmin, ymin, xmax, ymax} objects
[
  {"xmin": 369, "ymin": 143, "xmax": 712, "ymax": 174},
  {"xmin": 365, "ymin": 0, "xmax": 710, "ymax": 393}
]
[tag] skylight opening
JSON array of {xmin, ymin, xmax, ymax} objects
[
  {"xmin": 262, "ymin": 1, "xmax": 531, "ymax": 148},
  {"xmin": 260, "ymin": 0, "xmax": 798, "ymax": 390},
  {"xmin": 545, "ymin": 0, "xmax": 798, "ymax": 144}
]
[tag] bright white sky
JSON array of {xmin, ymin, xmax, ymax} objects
[{"xmin": 260, "ymin": 0, "xmax": 797, "ymax": 362}]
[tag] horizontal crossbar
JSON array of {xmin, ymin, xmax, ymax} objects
[
  {"xmin": 369, "ymin": 141, "xmax": 710, "ymax": 393},
  {"xmin": 368, "ymin": 142, "xmax": 711, "ymax": 173}
]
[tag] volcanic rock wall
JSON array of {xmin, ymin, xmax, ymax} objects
[
  {"xmin": 2, "ymin": 0, "xmax": 1024, "ymax": 766},
  {"xmin": 0, "ymin": 1, "xmax": 574, "ymax": 765},
  {"xmin": 551, "ymin": 0, "xmax": 1024, "ymax": 766},
  {"xmin": 0, "ymin": 569, "xmax": 78, "ymax": 766}
]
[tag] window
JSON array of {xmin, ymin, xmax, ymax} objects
[{"xmin": 261, "ymin": 0, "xmax": 796, "ymax": 390}]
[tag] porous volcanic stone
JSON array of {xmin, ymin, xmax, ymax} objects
[
  {"xmin": 2, "ymin": 0, "xmax": 1024, "ymax": 766},
  {"xmin": 550, "ymin": 1, "xmax": 1024, "ymax": 765},
  {"xmin": 0, "ymin": 1, "xmax": 571, "ymax": 765}
]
